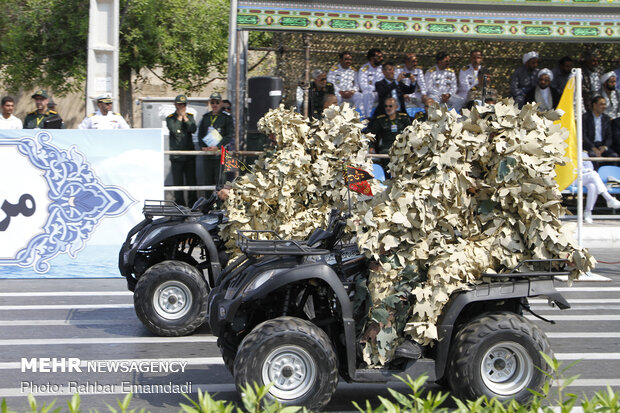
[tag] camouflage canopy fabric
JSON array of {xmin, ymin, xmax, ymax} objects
[
  {"xmin": 353, "ymin": 100, "xmax": 596, "ymax": 366},
  {"xmin": 221, "ymin": 104, "xmax": 377, "ymax": 252}
]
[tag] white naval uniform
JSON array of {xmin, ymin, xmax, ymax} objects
[
  {"xmin": 457, "ymin": 64, "xmax": 480, "ymax": 100},
  {"xmin": 395, "ymin": 64, "xmax": 427, "ymax": 108},
  {"xmin": 0, "ymin": 114, "xmax": 23, "ymax": 129},
  {"xmin": 424, "ymin": 65, "xmax": 463, "ymax": 110},
  {"xmin": 327, "ymin": 63, "xmax": 363, "ymax": 111},
  {"xmin": 357, "ymin": 62, "xmax": 384, "ymax": 118},
  {"xmin": 78, "ymin": 110, "xmax": 130, "ymax": 129}
]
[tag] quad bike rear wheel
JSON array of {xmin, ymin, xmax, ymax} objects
[{"xmin": 448, "ymin": 312, "xmax": 552, "ymax": 403}]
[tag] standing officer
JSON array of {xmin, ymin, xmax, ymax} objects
[
  {"xmin": 167, "ymin": 94, "xmax": 198, "ymax": 207},
  {"xmin": 23, "ymin": 90, "xmax": 62, "ymax": 129},
  {"xmin": 78, "ymin": 94, "xmax": 130, "ymax": 129},
  {"xmin": 358, "ymin": 48, "xmax": 384, "ymax": 119},
  {"xmin": 327, "ymin": 51, "xmax": 362, "ymax": 111},
  {"xmin": 367, "ymin": 97, "xmax": 411, "ymax": 174},
  {"xmin": 198, "ymin": 92, "xmax": 233, "ymax": 186}
]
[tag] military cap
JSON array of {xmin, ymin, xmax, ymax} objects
[
  {"xmin": 32, "ymin": 90, "xmax": 48, "ymax": 99},
  {"xmin": 209, "ymin": 92, "xmax": 222, "ymax": 100},
  {"xmin": 174, "ymin": 94, "xmax": 188, "ymax": 103},
  {"xmin": 96, "ymin": 93, "xmax": 113, "ymax": 103}
]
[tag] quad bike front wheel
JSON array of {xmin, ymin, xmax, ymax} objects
[
  {"xmin": 134, "ymin": 260, "xmax": 208, "ymax": 336},
  {"xmin": 233, "ymin": 316, "xmax": 338, "ymax": 410},
  {"xmin": 447, "ymin": 312, "xmax": 552, "ymax": 404}
]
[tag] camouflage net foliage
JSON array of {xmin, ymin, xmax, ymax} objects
[
  {"xmin": 221, "ymin": 104, "xmax": 377, "ymax": 251},
  {"xmin": 353, "ymin": 100, "xmax": 596, "ymax": 366}
]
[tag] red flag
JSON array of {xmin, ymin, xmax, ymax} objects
[
  {"xmin": 221, "ymin": 147, "xmax": 251, "ymax": 172},
  {"xmin": 345, "ymin": 165, "xmax": 373, "ymax": 196}
]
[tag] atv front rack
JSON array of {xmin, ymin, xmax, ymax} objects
[
  {"xmin": 143, "ymin": 200, "xmax": 203, "ymax": 218},
  {"xmin": 237, "ymin": 230, "xmax": 330, "ymax": 256},
  {"xmin": 482, "ymin": 259, "xmax": 570, "ymax": 279}
]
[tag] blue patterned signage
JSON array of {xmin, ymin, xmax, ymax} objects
[{"xmin": 0, "ymin": 129, "xmax": 163, "ymax": 277}]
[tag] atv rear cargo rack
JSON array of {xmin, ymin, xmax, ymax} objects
[
  {"xmin": 237, "ymin": 230, "xmax": 330, "ymax": 256},
  {"xmin": 482, "ymin": 259, "xmax": 570, "ymax": 279},
  {"xmin": 143, "ymin": 200, "xmax": 203, "ymax": 218}
]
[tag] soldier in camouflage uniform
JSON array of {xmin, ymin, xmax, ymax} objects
[
  {"xmin": 327, "ymin": 51, "xmax": 363, "ymax": 112},
  {"xmin": 308, "ymin": 69, "xmax": 335, "ymax": 120},
  {"xmin": 424, "ymin": 51, "xmax": 463, "ymax": 111},
  {"xmin": 23, "ymin": 90, "xmax": 63, "ymax": 129},
  {"xmin": 358, "ymin": 48, "xmax": 384, "ymax": 119},
  {"xmin": 509, "ymin": 51, "xmax": 539, "ymax": 108}
]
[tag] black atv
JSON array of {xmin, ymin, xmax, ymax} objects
[
  {"xmin": 119, "ymin": 193, "xmax": 228, "ymax": 336},
  {"xmin": 207, "ymin": 210, "xmax": 571, "ymax": 410}
]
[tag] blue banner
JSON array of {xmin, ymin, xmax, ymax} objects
[{"xmin": 0, "ymin": 129, "xmax": 163, "ymax": 278}]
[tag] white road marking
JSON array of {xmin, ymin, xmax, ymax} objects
[
  {"xmin": 0, "ymin": 292, "xmax": 132, "ymax": 297},
  {"xmin": 0, "ymin": 304, "xmax": 134, "ymax": 310},
  {"xmin": 0, "ymin": 357, "xmax": 224, "ymax": 369},
  {"xmin": 526, "ymin": 314, "xmax": 620, "ymax": 321},
  {"xmin": 556, "ymin": 287, "xmax": 620, "ymax": 292},
  {"xmin": 555, "ymin": 353, "xmax": 620, "ymax": 360},
  {"xmin": 549, "ymin": 332, "xmax": 620, "ymax": 338},
  {"xmin": 0, "ymin": 336, "xmax": 217, "ymax": 346},
  {"xmin": 0, "ymin": 320, "xmax": 131, "ymax": 326},
  {"xmin": 531, "ymin": 305, "xmax": 620, "ymax": 310},
  {"xmin": 530, "ymin": 298, "xmax": 620, "ymax": 304}
]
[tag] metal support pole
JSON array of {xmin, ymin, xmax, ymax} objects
[
  {"xmin": 574, "ymin": 68, "xmax": 583, "ymax": 247},
  {"xmin": 86, "ymin": 0, "xmax": 120, "ymax": 115},
  {"xmin": 235, "ymin": 32, "xmax": 241, "ymax": 154},
  {"xmin": 302, "ymin": 33, "xmax": 311, "ymax": 118}
]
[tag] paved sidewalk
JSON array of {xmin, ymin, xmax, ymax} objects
[{"xmin": 563, "ymin": 215, "xmax": 620, "ymax": 249}]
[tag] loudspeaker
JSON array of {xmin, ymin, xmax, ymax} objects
[{"xmin": 247, "ymin": 76, "xmax": 282, "ymax": 133}]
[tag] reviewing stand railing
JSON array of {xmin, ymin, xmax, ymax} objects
[{"xmin": 164, "ymin": 150, "xmax": 620, "ymax": 192}]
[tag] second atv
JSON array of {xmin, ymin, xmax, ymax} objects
[{"xmin": 119, "ymin": 193, "xmax": 228, "ymax": 336}]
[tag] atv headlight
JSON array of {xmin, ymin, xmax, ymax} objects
[{"xmin": 244, "ymin": 268, "xmax": 288, "ymax": 294}]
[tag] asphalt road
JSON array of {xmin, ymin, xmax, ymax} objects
[{"xmin": 0, "ymin": 247, "xmax": 619, "ymax": 412}]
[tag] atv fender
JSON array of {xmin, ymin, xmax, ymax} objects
[
  {"xmin": 434, "ymin": 278, "xmax": 569, "ymax": 381},
  {"xmin": 135, "ymin": 221, "xmax": 222, "ymax": 281},
  {"xmin": 241, "ymin": 263, "xmax": 358, "ymax": 378}
]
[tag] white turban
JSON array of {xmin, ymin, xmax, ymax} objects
[
  {"xmin": 523, "ymin": 51, "xmax": 539, "ymax": 64},
  {"xmin": 538, "ymin": 68, "xmax": 553, "ymax": 81},
  {"xmin": 601, "ymin": 71, "xmax": 616, "ymax": 85}
]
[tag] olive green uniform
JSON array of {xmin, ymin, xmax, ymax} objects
[
  {"xmin": 309, "ymin": 81, "xmax": 335, "ymax": 120},
  {"xmin": 368, "ymin": 113, "xmax": 412, "ymax": 154},
  {"xmin": 198, "ymin": 111, "xmax": 234, "ymax": 185},
  {"xmin": 23, "ymin": 110, "xmax": 62, "ymax": 129},
  {"xmin": 166, "ymin": 113, "xmax": 198, "ymax": 207},
  {"xmin": 368, "ymin": 113, "xmax": 411, "ymax": 175}
]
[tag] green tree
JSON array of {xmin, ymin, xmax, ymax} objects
[{"xmin": 0, "ymin": 0, "xmax": 233, "ymax": 108}]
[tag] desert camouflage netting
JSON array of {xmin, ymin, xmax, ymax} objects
[
  {"xmin": 221, "ymin": 104, "xmax": 377, "ymax": 250},
  {"xmin": 222, "ymin": 100, "xmax": 595, "ymax": 367},
  {"xmin": 354, "ymin": 100, "xmax": 595, "ymax": 366}
]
